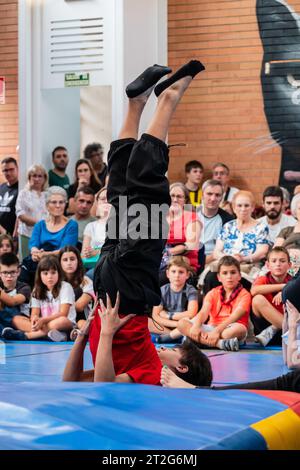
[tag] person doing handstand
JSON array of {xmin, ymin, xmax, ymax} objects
[{"xmin": 63, "ymin": 60, "xmax": 205, "ymax": 384}]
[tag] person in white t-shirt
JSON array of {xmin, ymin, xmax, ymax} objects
[
  {"xmin": 81, "ymin": 187, "xmax": 111, "ymax": 262},
  {"xmin": 59, "ymin": 245, "xmax": 95, "ymax": 337},
  {"xmin": 3, "ymin": 255, "xmax": 76, "ymax": 342},
  {"xmin": 259, "ymin": 186, "xmax": 296, "ymax": 245}
]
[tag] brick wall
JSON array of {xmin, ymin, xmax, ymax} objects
[
  {"xmin": 0, "ymin": 0, "xmax": 18, "ymax": 180},
  {"xmin": 168, "ymin": 0, "xmax": 300, "ymax": 202}
]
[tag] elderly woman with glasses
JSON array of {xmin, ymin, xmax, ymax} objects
[
  {"xmin": 16, "ymin": 164, "xmax": 48, "ymax": 260},
  {"xmin": 20, "ymin": 186, "xmax": 78, "ymax": 287},
  {"xmin": 159, "ymin": 182, "xmax": 201, "ymax": 286}
]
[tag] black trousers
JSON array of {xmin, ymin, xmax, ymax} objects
[
  {"xmin": 93, "ymin": 133, "xmax": 171, "ymax": 315},
  {"xmin": 212, "ymin": 369, "xmax": 300, "ymax": 392}
]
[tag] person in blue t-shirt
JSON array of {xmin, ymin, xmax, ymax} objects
[{"xmin": 19, "ymin": 186, "xmax": 78, "ymax": 287}]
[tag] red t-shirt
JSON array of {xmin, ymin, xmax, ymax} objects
[
  {"xmin": 89, "ymin": 308, "xmax": 162, "ymax": 385},
  {"xmin": 204, "ymin": 286, "xmax": 251, "ymax": 327},
  {"xmin": 253, "ymin": 273, "xmax": 292, "ymax": 315},
  {"xmin": 168, "ymin": 210, "xmax": 199, "ymax": 271}
]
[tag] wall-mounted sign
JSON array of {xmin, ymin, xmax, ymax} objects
[
  {"xmin": 0, "ymin": 77, "xmax": 5, "ymax": 104},
  {"xmin": 64, "ymin": 73, "xmax": 90, "ymax": 87}
]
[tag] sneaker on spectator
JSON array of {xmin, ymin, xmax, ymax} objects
[
  {"xmin": 47, "ymin": 329, "xmax": 67, "ymax": 342},
  {"xmin": 255, "ymin": 325, "xmax": 278, "ymax": 347},
  {"xmin": 1, "ymin": 327, "xmax": 27, "ymax": 341},
  {"xmin": 219, "ymin": 337, "xmax": 239, "ymax": 351}
]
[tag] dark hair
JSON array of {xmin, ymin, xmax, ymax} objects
[
  {"xmin": 75, "ymin": 185, "xmax": 95, "ymax": 198},
  {"xmin": 52, "ymin": 146, "xmax": 67, "ymax": 159},
  {"xmin": 73, "ymin": 159, "xmax": 101, "ymax": 192},
  {"xmin": 263, "ymin": 186, "xmax": 283, "ymax": 202},
  {"xmin": 185, "ymin": 160, "xmax": 204, "ymax": 173},
  {"xmin": 58, "ymin": 245, "xmax": 85, "ymax": 289},
  {"xmin": 83, "ymin": 142, "xmax": 104, "ymax": 160},
  {"xmin": 176, "ymin": 340, "xmax": 213, "ymax": 386},
  {"xmin": 267, "ymin": 246, "xmax": 290, "ymax": 262},
  {"xmin": 0, "ymin": 234, "xmax": 14, "ymax": 253},
  {"xmin": 217, "ymin": 255, "xmax": 241, "ymax": 273},
  {"xmin": 33, "ymin": 255, "xmax": 62, "ymax": 300},
  {"xmin": 1, "ymin": 157, "xmax": 18, "ymax": 167},
  {"xmin": 0, "ymin": 252, "xmax": 19, "ymax": 267}
]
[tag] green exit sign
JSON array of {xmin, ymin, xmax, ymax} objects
[{"xmin": 64, "ymin": 73, "xmax": 90, "ymax": 87}]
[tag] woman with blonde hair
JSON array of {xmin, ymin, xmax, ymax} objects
[{"xmin": 16, "ymin": 164, "xmax": 48, "ymax": 259}]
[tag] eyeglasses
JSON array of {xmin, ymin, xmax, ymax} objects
[
  {"xmin": 48, "ymin": 200, "xmax": 66, "ymax": 205},
  {"xmin": 0, "ymin": 270, "xmax": 19, "ymax": 277},
  {"xmin": 171, "ymin": 194, "xmax": 185, "ymax": 200}
]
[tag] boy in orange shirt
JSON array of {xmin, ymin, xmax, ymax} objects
[
  {"xmin": 178, "ymin": 256, "xmax": 251, "ymax": 351},
  {"xmin": 251, "ymin": 246, "xmax": 292, "ymax": 347}
]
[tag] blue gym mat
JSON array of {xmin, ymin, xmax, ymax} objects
[{"xmin": 0, "ymin": 341, "xmax": 296, "ymax": 450}]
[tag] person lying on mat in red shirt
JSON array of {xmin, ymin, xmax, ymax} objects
[{"xmin": 62, "ymin": 294, "xmax": 213, "ymax": 386}]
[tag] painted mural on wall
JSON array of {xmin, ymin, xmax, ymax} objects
[{"xmin": 257, "ymin": 0, "xmax": 300, "ymax": 194}]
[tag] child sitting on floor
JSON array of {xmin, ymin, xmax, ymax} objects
[
  {"xmin": 59, "ymin": 245, "xmax": 95, "ymax": 338},
  {"xmin": 150, "ymin": 256, "xmax": 198, "ymax": 343},
  {"xmin": 251, "ymin": 246, "xmax": 292, "ymax": 347},
  {"xmin": 0, "ymin": 253, "xmax": 31, "ymax": 337},
  {"xmin": 3, "ymin": 255, "xmax": 76, "ymax": 342},
  {"xmin": 177, "ymin": 255, "xmax": 251, "ymax": 351}
]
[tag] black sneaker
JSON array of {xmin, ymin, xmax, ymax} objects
[{"xmin": 2, "ymin": 327, "xmax": 27, "ymax": 341}]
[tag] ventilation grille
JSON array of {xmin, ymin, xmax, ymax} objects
[{"xmin": 50, "ymin": 17, "xmax": 104, "ymax": 75}]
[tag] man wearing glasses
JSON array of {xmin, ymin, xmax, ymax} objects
[{"xmin": 0, "ymin": 157, "xmax": 19, "ymax": 236}]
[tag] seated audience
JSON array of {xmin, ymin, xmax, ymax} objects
[
  {"xmin": 197, "ymin": 179, "xmax": 234, "ymax": 265},
  {"xmin": 48, "ymin": 146, "xmax": 70, "ymax": 191},
  {"xmin": 67, "ymin": 159, "xmax": 102, "ymax": 215},
  {"xmin": 213, "ymin": 190, "xmax": 270, "ymax": 278},
  {"xmin": 19, "ymin": 186, "xmax": 78, "ymax": 287},
  {"xmin": 70, "ymin": 186, "xmax": 96, "ymax": 248},
  {"xmin": 150, "ymin": 256, "xmax": 198, "ymax": 343},
  {"xmin": 251, "ymin": 247, "xmax": 292, "ymax": 347},
  {"xmin": 0, "ymin": 234, "xmax": 14, "ymax": 256},
  {"xmin": 160, "ymin": 182, "xmax": 201, "ymax": 285},
  {"xmin": 212, "ymin": 162, "xmax": 239, "ymax": 208},
  {"xmin": 83, "ymin": 142, "xmax": 108, "ymax": 187},
  {"xmin": 259, "ymin": 186, "xmax": 295, "ymax": 245},
  {"xmin": 3, "ymin": 255, "xmax": 75, "ymax": 342},
  {"xmin": 0, "ymin": 157, "xmax": 19, "ymax": 236},
  {"xmin": 0, "ymin": 253, "xmax": 31, "ymax": 337},
  {"xmin": 184, "ymin": 160, "xmax": 204, "ymax": 207},
  {"xmin": 59, "ymin": 246, "xmax": 94, "ymax": 337},
  {"xmin": 81, "ymin": 187, "xmax": 110, "ymax": 266},
  {"xmin": 16, "ymin": 164, "xmax": 48, "ymax": 260},
  {"xmin": 177, "ymin": 256, "xmax": 251, "ymax": 351}
]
